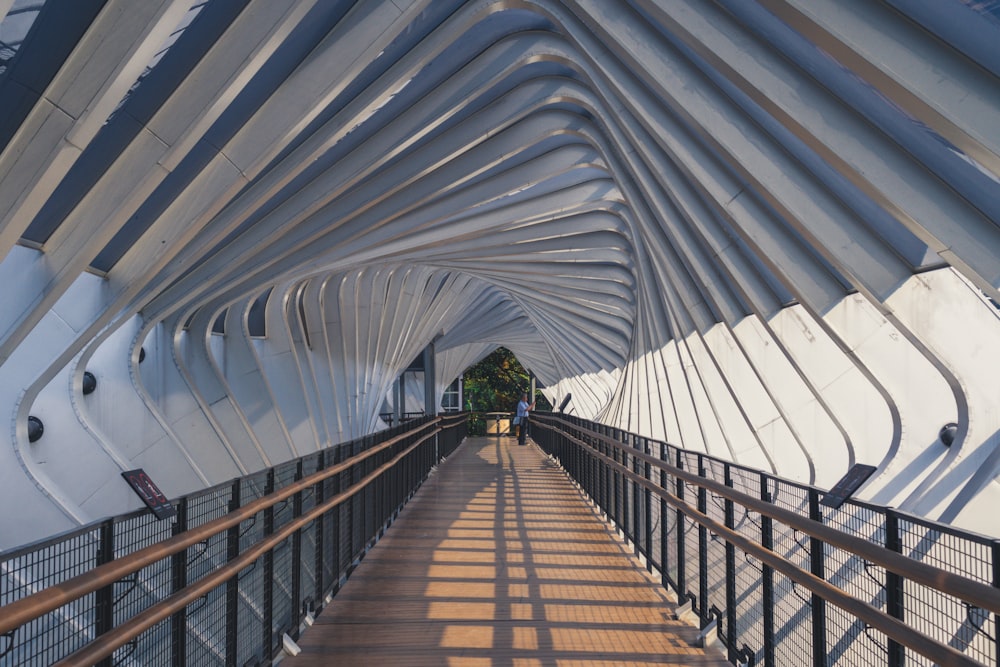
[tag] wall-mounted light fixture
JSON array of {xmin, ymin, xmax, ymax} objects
[
  {"xmin": 28, "ymin": 416, "xmax": 44, "ymax": 443},
  {"xmin": 939, "ymin": 422, "xmax": 959, "ymax": 447}
]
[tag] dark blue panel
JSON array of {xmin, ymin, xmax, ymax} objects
[
  {"xmin": 22, "ymin": 0, "xmax": 249, "ymax": 247},
  {"xmin": 247, "ymin": 287, "xmax": 272, "ymax": 337},
  {"xmin": 0, "ymin": 0, "xmax": 107, "ymax": 153},
  {"xmin": 89, "ymin": 0, "xmax": 350, "ymax": 273},
  {"xmin": 212, "ymin": 308, "xmax": 226, "ymax": 334}
]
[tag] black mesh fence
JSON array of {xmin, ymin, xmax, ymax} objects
[
  {"xmin": 0, "ymin": 414, "xmax": 464, "ymax": 666},
  {"xmin": 532, "ymin": 413, "xmax": 999, "ymax": 667}
]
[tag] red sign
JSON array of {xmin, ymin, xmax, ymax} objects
[{"xmin": 121, "ymin": 469, "xmax": 176, "ymax": 520}]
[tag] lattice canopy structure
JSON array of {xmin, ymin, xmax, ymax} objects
[{"xmin": 1, "ymin": 0, "xmax": 999, "ymax": 548}]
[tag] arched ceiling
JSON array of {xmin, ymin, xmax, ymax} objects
[
  {"xmin": 2, "ymin": 0, "xmax": 996, "ymax": 381},
  {"xmin": 1, "ymin": 0, "xmax": 1000, "ymax": 544}
]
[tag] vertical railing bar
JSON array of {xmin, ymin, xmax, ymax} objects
[
  {"xmin": 632, "ymin": 436, "xmax": 640, "ymax": 554},
  {"xmin": 331, "ymin": 446, "xmax": 342, "ymax": 596},
  {"xmin": 992, "ymin": 539, "xmax": 999, "ymax": 666},
  {"xmin": 624, "ymin": 440, "xmax": 633, "ymax": 549},
  {"xmin": 886, "ymin": 510, "xmax": 905, "ymax": 667},
  {"xmin": 262, "ymin": 470, "xmax": 275, "ymax": 661},
  {"xmin": 170, "ymin": 498, "xmax": 188, "ymax": 667},
  {"xmin": 761, "ymin": 473, "xmax": 775, "ymax": 667},
  {"xmin": 676, "ymin": 450, "xmax": 687, "ymax": 603},
  {"xmin": 314, "ymin": 450, "xmax": 325, "ymax": 611},
  {"xmin": 725, "ymin": 464, "xmax": 737, "ymax": 664},
  {"xmin": 600, "ymin": 430, "xmax": 607, "ymax": 517},
  {"xmin": 660, "ymin": 442, "xmax": 670, "ymax": 591},
  {"xmin": 644, "ymin": 438, "xmax": 653, "ymax": 571},
  {"xmin": 372, "ymin": 440, "xmax": 381, "ymax": 543},
  {"xmin": 601, "ymin": 428, "xmax": 622, "ymax": 530},
  {"xmin": 698, "ymin": 455, "xmax": 708, "ymax": 624},
  {"xmin": 634, "ymin": 436, "xmax": 642, "ymax": 556},
  {"xmin": 224, "ymin": 479, "xmax": 240, "ymax": 667},
  {"xmin": 809, "ymin": 488, "xmax": 827, "ymax": 667},
  {"xmin": 591, "ymin": 431, "xmax": 598, "ymax": 508},
  {"xmin": 290, "ymin": 461, "xmax": 303, "ymax": 640},
  {"xmin": 94, "ymin": 518, "xmax": 114, "ymax": 667}
]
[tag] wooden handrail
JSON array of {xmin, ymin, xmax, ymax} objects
[
  {"xmin": 0, "ymin": 418, "xmax": 440, "ymax": 637},
  {"xmin": 535, "ymin": 414, "xmax": 1000, "ymax": 614},
  {"xmin": 52, "ymin": 428, "xmax": 438, "ymax": 667},
  {"xmin": 438, "ymin": 411, "xmax": 469, "ymax": 426},
  {"xmin": 534, "ymin": 415, "xmax": 999, "ymax": 667}
]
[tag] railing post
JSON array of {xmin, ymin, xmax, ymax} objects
[
  {"xmin": 348, "ymin": 443, "xmax": 357, "ymax": 566},
  {"xmin": 314, "ymin": 450, "xmax": 325, "ymax": 608},
  {"xmin": 632, "ymin": 436, "xmax": 641, "ymax": 556},
  {"xmin": 373, "ymin": 439, "xmax": 382, "ymax": 539},
  {"xmin": 724, "ymin": 464, "xmax": 737, "ymax": 663},
  {"xmin": 601, "ymin": 428, "xmax": 622, "ymax": 528},
  {"xmin": 331, "ymin": 446, "xmax": 343, "ymax": 593},
  {"xmin": 993, "ymin": 540, "xmax": 1000, "ymax": 665},
  {"xmin": 601, "ymin": 432, "xmax": 610, "ymax": 515},
  {"xmin": 698, "ymin": 455, "xmax": 708, "ymax": 624},
  {"xmin": 644, "ymin": 438, "xmax": 652, "ymax": 571},
  {"xmin": 577, "ymin": 426, "xmax": 585, "ymax": 490},
  {"xmin": 170, "ymin": 498, "xmax": 188, "ymax": 667},
  {"xmin": 262, "ymin": 469, "xmax": 275, "ymax": 660},
  {"xmin": 885, "ymin": 510, "xmax": 904, "ymax": 667},
  {"xmin": 627, "ymin": 441, "xmax": 636, "ymax": 550},
  {"xmin": 291, "ymin": 461, "xmax": 303, "ymax": 639},
  {"xmin": 761, "ymin": 473, "xmax": 775, "ymax": 667},
  {"xmin": 660, "ymin": 442, "xmax": 669, "ymax": 590},
  {"xmin": 809, "ymin": 489, "xmax": 827, "ymax": 667},
  {"xmin": 225, "ymin": 479, "xmax": 240, "ymax": 666},
  {"xmin": 676, "ymin": 450, "xmax": 686, "ymax": 602},
  {"xmin": 583, "ymin": 426, "xmax": 588, "ymax": 490},
  {"xmin": 95, "ymin": 518, "xmax": 115, "ymax": 667},
  {"xmin": 364, "ymin": 436, "xmax": 372, "ymax": 548}
]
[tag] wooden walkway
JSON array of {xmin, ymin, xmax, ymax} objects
[{"xmin": 287, "ymin": 436, "xmax": 730, "ymax": 666}]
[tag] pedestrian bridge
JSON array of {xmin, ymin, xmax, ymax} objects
[
  {"xmin": 2, "ymin": 2, "xmax": 1000, "ymax": 665},
  {"xmin": 2, "ymin": 415, "xmax": 998, "ymax": 666},
  {"xmin": 287, "ymin": 435, "xmax": 727, "ymax": 666}
]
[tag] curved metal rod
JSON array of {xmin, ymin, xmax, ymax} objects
[
  {"xmin": 185, "ymin": 539, "xmax": 211, "ymax": 567},
  {"xmin": 0, "ymin": 418, "xmax": 441, "ymax": 637}
]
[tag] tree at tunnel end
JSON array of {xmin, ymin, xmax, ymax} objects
[{"xmin": 463, "ymin": 348, "xmax": 552, "ymax": 434}]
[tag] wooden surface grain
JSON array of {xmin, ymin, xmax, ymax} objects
[{"xmin": 287, "ymin": 436, "xmax": 730, "ymax": 666}]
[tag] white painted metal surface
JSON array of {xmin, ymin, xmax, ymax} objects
[{"xmin": 0, "ymin": 0, "xmax": 998, "ymax": 548}]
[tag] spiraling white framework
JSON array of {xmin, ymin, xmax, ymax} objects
[{"xmin": 0, "ymin": 0, "xmax": 998, "ymax": 549}]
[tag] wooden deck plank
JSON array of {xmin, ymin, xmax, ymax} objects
[{"xmin": 287, "ymin": 437, "xmax": 730, "ymax": 666}]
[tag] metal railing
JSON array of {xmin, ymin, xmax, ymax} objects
[
  {"xmin": 377, "ymin": 411, "xmax": 429, "ymax": 428},
  {"xmin": 483, "ymin": 411, "xmax": 513, "ymax": 436},
  {"xmin": 0, "ymin": 413, "xmax": 468, "ymax": 666},
  {"xmin": 532, "ymin": 413, "xmax": 1000, "ymax": 667}
]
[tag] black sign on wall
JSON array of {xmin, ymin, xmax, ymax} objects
[
  {"xmin": 121, "ymin": 469, "xmax": 176, "ymax": 520},
  {"xmin": 820, "ymin": 464, "xmax": 878, "ymax": 509}
]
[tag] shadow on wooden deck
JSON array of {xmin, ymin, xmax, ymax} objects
[{"xmin": 286, "ymin": 436, "xmax": 730, "ymax": 666}]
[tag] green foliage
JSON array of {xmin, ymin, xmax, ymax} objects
[{"xmin": 462, "ymin": 347, "xmax": 552, "ymax": 415}]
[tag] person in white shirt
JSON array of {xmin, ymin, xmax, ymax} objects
[{"xmin": 515, "ymin": 392, "xmax": 535, "ymax": 445}]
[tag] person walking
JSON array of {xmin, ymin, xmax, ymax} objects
[{"xmin": 516, "ymin": 392, "xmax": 535, "ymax": 446}]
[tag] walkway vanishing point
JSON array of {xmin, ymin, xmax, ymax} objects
[{"xmin": 286, "ymin": 436, "xmax": 730, "ymax": 666}]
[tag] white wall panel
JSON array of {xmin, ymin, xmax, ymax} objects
[{"xmin": 1, "ymin": 0, "xmax": 998, "ymax": 549}]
